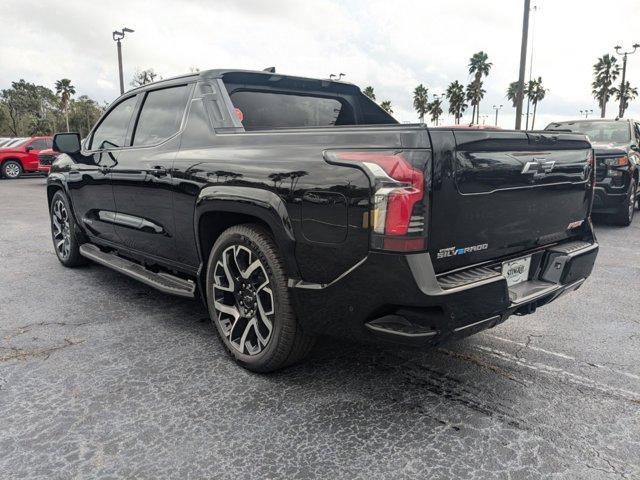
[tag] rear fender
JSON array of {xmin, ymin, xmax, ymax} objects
[{"xmin": 194, "ymin": 185, "xmax": 299, "ymax": 278}]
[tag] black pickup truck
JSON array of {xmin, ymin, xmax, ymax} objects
[
  {"xmin": 545, "ymin": 118, "xmax": 640, "ymax": 226},
  {"xmin": 48, "ymin": 69, "xmax": 598, "ymax": 371}
]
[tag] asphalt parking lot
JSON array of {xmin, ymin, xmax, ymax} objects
[{"xmin": 1, "ymin": 177, "xmax": 639, "ymax": 479}]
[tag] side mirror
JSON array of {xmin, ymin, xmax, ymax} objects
[
  {"xmin": 25, "ymin": 146, "xmax": 34, "ymax": 151},
  {"xmin": 53, "ymin": 133, "xmax": 81, "ymax": 154}
]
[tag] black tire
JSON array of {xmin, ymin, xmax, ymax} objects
[
  {"xmin": 50, "ymin": 190, "xmax": 87, "ymax": 267},
  {"xmin": 206, "ymin": 224, "xmax": 315, "ymax": 372},
  {"xmin": 2, "ymin": 160, "xmax": 23, "ymax": 179},
  {"xmin": 611, "ymin": 182, "xmax": 636, "ymax": 226}
]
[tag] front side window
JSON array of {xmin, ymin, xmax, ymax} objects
[
  {"xmin": 90, "ymin": 96, "xmax": 137, "ymax": 150},
  {"xmin": 132, "ymin": 85, "xmax": 192, "ymax": 146},
  {"xmin": 229, "ymin": 91, "xmax": 350, "ymax": 130},
  {"xmin": 29, "ymin": 139, "xmax": 49, "ymax": 150}
]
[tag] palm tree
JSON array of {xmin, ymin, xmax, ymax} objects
[
  {"xmin": 446, "ymin": 81, "xmax": 467, "ymax": 124},
  {"xmin": 506, "ymin": 81, "xmax": 519, "ymax": 108},
  {"xmin": 380, "ymin": 100, "xmax": 393, "ymax": 114},
  {"xmin": 363, "ymin": 86, "xmax": 376, "ymax": 100},
  {"xmin": 592, "ymin": 54, "xmax": 620, "ymax": 118},
  {"xmin": 527, "ymin": 77, "xmax": 548, "ymax": 129},
  {"xmin": 427, "ymin": 98, "xmax": 443, "ymax": 125},
  {"xmin": 413, "ymin": 84, "xmax": 429, "ymax": 123},
  {"xmin": 466, "ymin": 81, "xmax": 485, "ymax": 124},
  {"xmin": 468, "ymin": 51, "xmax": 492, "ymax": 123},
  {"xmin": 55, "ymin": 78, "xmax": 76, "ymax": 132},
  {"xmin": 613, "ymin": 81, "xmax": 638, "ymax": 117}
]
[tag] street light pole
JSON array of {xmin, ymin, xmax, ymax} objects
[
  {"xmin": 113, "ymin": 27, "xmax": 134, "ymax": 95},
  {"xmin": 579, "ymin": 109, "xmax": 593, "ymax": 119},
  {"xmin": 614, "ymin": 44, "xmax": 639, "ymax": 118},
  {"xmin": 492, "ymin": 104, "xmax": 503, "ymax": 126},
  {"xmin": 524, "ymin": 4, "xmax": 537, "ymax": 130},
  {"xmin": 515, "ymin": 0, "xmax": 531, "ymax": 130}
]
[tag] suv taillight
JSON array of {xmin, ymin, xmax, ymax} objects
[{"xmin": 324, "ymin": 150, "xmax": 428, "ymax": 252}]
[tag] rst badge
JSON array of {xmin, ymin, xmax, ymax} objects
[{"xmin": 521, "ymin": 158, "xmax": 556, "ymax": 178}]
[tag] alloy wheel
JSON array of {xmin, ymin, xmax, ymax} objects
[
  {"xmin": 4, "ymin": 163, "xmax": 20, "ymax": 178},
  {"xmin": 212, "ymin": 245, "xmax": 274, "ymax": 356},
  {"xmin": 52, "ymin": 199, "xmax": 71, "ymax": 259}
]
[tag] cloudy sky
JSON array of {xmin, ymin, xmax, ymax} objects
[{"xmin": 2, "ymin": 0, "xmax": 640, "ymax": 128}]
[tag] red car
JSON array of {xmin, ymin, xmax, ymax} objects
[
  {"xmin": 37, "ymin": 148, "xmax": 61, "ymax": 174},
  {"xmin": 0, "ymin": 136, "xmax": 53, "ymax": 179}
]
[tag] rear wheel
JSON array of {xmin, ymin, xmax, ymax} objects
[
  {"xmin": 50, "ymin": 190, "xmax": 87, "ymax": 267},
  {"xmin": 2, "ymin": 160, "xmax": 22, "ymax": 179},
  {"xmin": 206, "ymin": 224, "xmax": 315, "ymax": 372},
  {"xmin": 612, "ymin": 181, "xmax": 636, "ymax": 226}
]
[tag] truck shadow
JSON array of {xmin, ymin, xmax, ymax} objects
[{"xmin": 83, "ymin": 262, "xmax": 531, "ymax": 433}]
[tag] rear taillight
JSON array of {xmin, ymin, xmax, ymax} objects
[{"xmin": 324, "ymin": 150, "xmax": 428, "ymax": 252}]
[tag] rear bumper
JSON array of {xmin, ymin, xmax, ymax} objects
[{"xmin": 292, "ymin": 237, "xmax": 598, "ymax": 347}]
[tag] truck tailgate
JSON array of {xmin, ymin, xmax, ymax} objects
[{"xmin": 429, "ymin": 130, "xmax": 593, "ymax": 273}]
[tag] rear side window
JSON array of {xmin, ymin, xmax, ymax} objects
[
  {"xmin": 132, "ymin": 85, "xmax": 191, "ymax": 146},
  {"xmin": 229, "ymin": 91, "xmax": 352, "ymax": 130},
  {"xmin": 91, "ymin": 96, "xmax": 137, "ymax": 150}
]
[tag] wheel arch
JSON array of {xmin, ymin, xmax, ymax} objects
[
  {"xmin": 195, "ymin": 186, "xmax": 300, "ymax": 284},
  {"xmin": 46, "ymin": 183, "xmax": 64, "ymax": 208},
  {"xmin": 1, "ymin": 157, "xmax": 24, "ymax": 172},
  {"xmin": 46, "ymin": 179, "xmax": 87, "ymax": 242}
]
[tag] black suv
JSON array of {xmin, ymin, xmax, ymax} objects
[
  {"xmin": 546, "ymin": 118, "xmax": 640, "ymax": 225},
  {"xmin": 47, "ymin": 69, "xmax": 598, "ymax": 371}
]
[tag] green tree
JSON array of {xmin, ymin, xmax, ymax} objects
[
  {"xmin": 413, "ymin": 84, "xmax": 429, "ymax": 123},
  {"xmin": 527, "ymin": 77, "xmax": 548, "ymax": 129},
  {"xmin": 131, "ymin": 68, "xmax": 161, "ymax": 87},
  {"xmin": 55, "ymin": 78, "xmax": 76, "ymax": 132},
  {"xmin": 613, "ymin": 81, "xmax": 638, "ymax": 117},
  {"xmin": 468, "ymin": 51, "xmax": 492, "ymax": 123},
  {"xmin": 466, "ymin": 80, "xmax": 485, "ymax": 124},
  {"xmin": 427, "ymin": 98, "xmax": 443, "ymax": 125},
  {"xmin": 380, "ymin": 100, "xmax": 393, "ymax": 114},
  {"xmin": 1, "ymin": 80, "xmax": 48, "ymax": 135},
  {"xmin": 363, "ymin": 86, "xmax": 376, "ymax": 100},
  {"xmin": 446, "ymin": 81, "xmax": 467, "ymax": 124},
  {"xmin": 592, "ymin": 54, "xmax": 620, "ymax": 118},
  {"xmin": 69, "ymin": 95, "xmax": 104, "ymax": 137}
]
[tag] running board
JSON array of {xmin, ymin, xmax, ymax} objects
[{"xmin": 79, "ymin": 244, "xmax": 196, "ymax": 298}]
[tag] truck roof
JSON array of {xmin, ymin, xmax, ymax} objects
[
  {"xmin": 126, "ymin": 69, "xmax": 355, "ymax": 95},
  {"xmin": 548, "ymin": 118, "xmax": 634, "ymax": 125}
]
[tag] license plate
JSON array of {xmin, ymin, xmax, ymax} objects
[{"xmin": 502, "ymin": 256, "xmax": 531, "ymax": 286}]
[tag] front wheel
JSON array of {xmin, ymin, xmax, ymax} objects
[
  {"xmin": 50, "ymin": 190, "xmax": 87, "ymax": 267},
  {"xmin": 611, "ymin": 182, "xmax": 636, "ymax": 226},
  {"xmin": 2, "ymin": 160, "xmax": 23, "ymax": 179},
  {"xmin": 206, "ymin": 224, "xmax": 315, "ymax": 372}
]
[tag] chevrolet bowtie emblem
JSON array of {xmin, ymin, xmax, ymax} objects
[{"xmin": 521, "ymin": 158, "xmax": 556, "ymax": 178}]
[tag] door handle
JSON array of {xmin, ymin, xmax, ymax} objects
[{"xmin": 149, "ymin": 165, "xmax": 168, "ymax": 177}]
